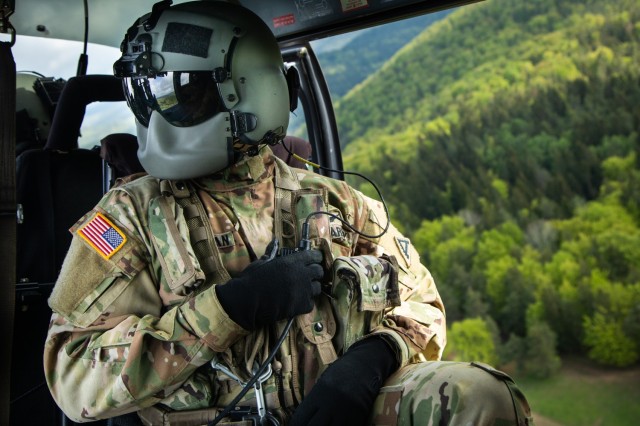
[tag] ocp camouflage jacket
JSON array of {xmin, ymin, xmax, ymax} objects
[{"xmin": 44, "ymin": 148, "xmax": 446, "ymax": 422}]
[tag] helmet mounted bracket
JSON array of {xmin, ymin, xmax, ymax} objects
[{"xmin": 144, "ymin": 0, "xmax": 173, "ymax": 31}]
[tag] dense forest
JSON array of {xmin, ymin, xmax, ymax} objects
[
  {"xmin": 333, "ymin": 0, "xmax": 640, "ymax": 374},
  {"xmin": 288, "ymin": 12, "xmax": 451, "ymax": 135}
]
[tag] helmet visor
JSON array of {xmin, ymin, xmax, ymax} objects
[{"xmin": 123, "ymin": 71, "xmax": 224, "ymax": 127}]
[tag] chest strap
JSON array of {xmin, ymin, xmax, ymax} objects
[
  {"xmin": 159, "ymin": 179, "xmax": 231, "ymax": 287},
  {"xmin": 272, "ymin": 156, "xmax": 300, "ymax": 247},
  {"xmin": 272, "ymin": 158, "xmax": 338, "ymax": 367}
]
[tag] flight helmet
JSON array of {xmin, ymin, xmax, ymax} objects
[{"xmin": 114, "ymin": 0, "xmax": 295, "ymax": 179}]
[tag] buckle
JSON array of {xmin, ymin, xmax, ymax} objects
[
  {"xmin": 227, "ymin": 406, "xmax": 280, "ymax": 426},
  {"xmin": 230, "ymin": 111, "xmax": 258, "ymax": 136}
]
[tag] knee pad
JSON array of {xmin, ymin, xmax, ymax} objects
[
  {"xmin": 468, "ymin": 362, "xmax": 534, "ymax": 426},
  {"xmin": 373, "ymin": 361, "xmax": 534, "ymax": 425}
]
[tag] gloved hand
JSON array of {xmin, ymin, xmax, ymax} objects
[
  {"xmin": 290, "ymin": 336, "xmax": 399, "ymax": 426},
  {"xmin": 215, "ymin": 246, "xmax": 324, "ymax": 330}
]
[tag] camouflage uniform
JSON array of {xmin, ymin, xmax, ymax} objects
[{"xmin": 44, "ymin": 148, "xmax": 533, "ymax": 425}]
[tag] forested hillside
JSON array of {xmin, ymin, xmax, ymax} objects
[
  {"xmin": 337, "ymin": 0, "xmax": 640, "ymax": 371},
  {"xmin": 288, "ymin": 12, "xmax": 451, "ymax": 136},
  {"xmin": 317, "ymin": 10, "xmax": 451, "ymax": 98}
]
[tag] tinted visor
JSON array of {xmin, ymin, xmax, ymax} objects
[{"xmin": 123, "ymin": 71, "xmax": 225, "ymax": 127}]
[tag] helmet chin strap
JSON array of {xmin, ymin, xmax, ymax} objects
[
  {"xmin": 232, "ymin": 120, "xmax": 285, "ymax": 156},
  {"xmin": 228, "ymin": 110, "xmax": 263, "ymax": 154},
  {"xmin": 236, "ymin": 129, "xmax": 282, "ymax": 147}
]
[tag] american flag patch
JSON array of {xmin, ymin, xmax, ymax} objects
[{"xmin": 77, "ymin": 212, "xmax": 127, "ymax": 259}]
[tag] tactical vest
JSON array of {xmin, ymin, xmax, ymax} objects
[
  {"xmin": 137, "ymin": 157, "xmax": 336, "ymax": 424},
  {"xmin": 137, "ymin": 156, "xmax": 397, "ymax": 425}
]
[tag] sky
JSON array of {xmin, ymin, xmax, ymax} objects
[{"xmin": 14, "ymin": 36, "xmax": 137, "ymax": 148}]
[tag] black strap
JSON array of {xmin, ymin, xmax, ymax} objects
[
  {"xmin": 41, "ymin": 148, "xmax": 56, "ymax": 279},
  {"xmin": 0, "ymin": 37, "xmax": 17, "ymax": 426}
]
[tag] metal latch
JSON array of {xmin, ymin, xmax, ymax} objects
[{"xmin": 16, "ymin": 203, "xmax": 23, "ymax": 224}]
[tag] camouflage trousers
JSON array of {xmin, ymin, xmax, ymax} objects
[
  {"xmin": 371, "ymin": 361, "xmax": 534, "ymax": 426},
  {"xmin": 133, "ymin": 361, "xmax": 534, "ymax": 426}
]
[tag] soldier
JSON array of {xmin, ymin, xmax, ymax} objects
[{"xmin": 44, "ymin": 1, "xmax": 534, "ymax": 425}]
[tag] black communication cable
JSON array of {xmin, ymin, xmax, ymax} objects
[
  {"xmin": 76, "ymin": 0, "xmax": 89, "ymax": 76},
  {"xmin": 278, "ymin": 139, "xmax": 391, "ymax": 242}
]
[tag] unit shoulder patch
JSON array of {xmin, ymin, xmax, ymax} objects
[
  {"xmin": 394, "ymin": 236, "xmax": 411, "ymax": 266},
  {"xmin": 76, "ymin": 212, "xmax": 127, "ymax": 260}
]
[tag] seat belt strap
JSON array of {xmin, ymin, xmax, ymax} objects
[
  {"xmin": 272, "ymin": 155, "xmax": 301, "ymax": 246},
  {"xmin": 0, "ymin": 20, "xmax": 17, "ymax": 425}
]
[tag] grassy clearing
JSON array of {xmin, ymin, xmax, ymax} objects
[{"xmin": 512, "ymin": 357, "xmax": 640, "ymax": 426}]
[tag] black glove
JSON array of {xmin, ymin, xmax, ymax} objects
[
  {"xmin": 215, "ymin": 247, "xmax": 324, "ymax": 330},
  {"xmin": 290, "ymin": 336, "xmax": 400, "ymax": 426}
]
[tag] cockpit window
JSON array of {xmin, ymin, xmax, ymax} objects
[{"xmin": 13, "ymin": 36, "xmax": 136, "ymax": 149}]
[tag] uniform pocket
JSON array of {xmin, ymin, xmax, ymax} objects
[
  {"xmin": 330, "ymin": 255, "xmax": 399, "ymax": 354},
  {"xmin": 149, "ymin": 195, "xmax": 205, "ymax": 296},
  {"xmin": 68, "ymin": 242, "xmax": 149, "ymax": 328},
  {"xmin": 49, "ymin": 210, "xmax": 149, "ymax": 328}
]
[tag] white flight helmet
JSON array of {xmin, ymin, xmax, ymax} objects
[
  {"xmin": 16, "ymin": 72, "xmax": 55, "ymax": 143},
  {"xmin": 114, "ymin": 0, "xmax": 296, "ymax": 180}
]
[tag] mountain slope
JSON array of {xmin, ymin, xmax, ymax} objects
[
  {"xmin": 288, "ymin": 11, "xmax": 451, "ymax": 137},
  {"xmin": 339, "ymin": 0, "xmax": 640, "ymax": 231},
  {"xmin": 315, "ymin": 10, "xmax": 452, "ymax": 99},
  {"xmin": 334, "ymin": 0, "xmax": 640, "ymax": 370}
]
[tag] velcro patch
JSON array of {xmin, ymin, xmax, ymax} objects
[
  {"xmin": 77, "ymin": 212, "xmax": 127, "ymax": 260},
  {"xmin": 395, "ymin": 236, "xmax": 411, "ymax": 266},
  {"xmin": 162, "ymin": 22, "xmax": 212, "ymax": 58}
]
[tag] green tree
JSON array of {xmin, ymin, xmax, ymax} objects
[
  {"xmin": 499, "ymin": 333, "xmax": 527, "ymax": 371},
  {"xmin": 523, "ymin": 321, "xmax": 561, "ymax": 378},
  {"xmin": 583, "ymin": 309, "xmax": 639, "ymax": 367},
  {"xmin": 445, "ymin": 317, "xmax": 500, "ymax": 365},
  {"xmin": 413, "ymin": 215, "xmax": 478, "ymax": 322}
]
